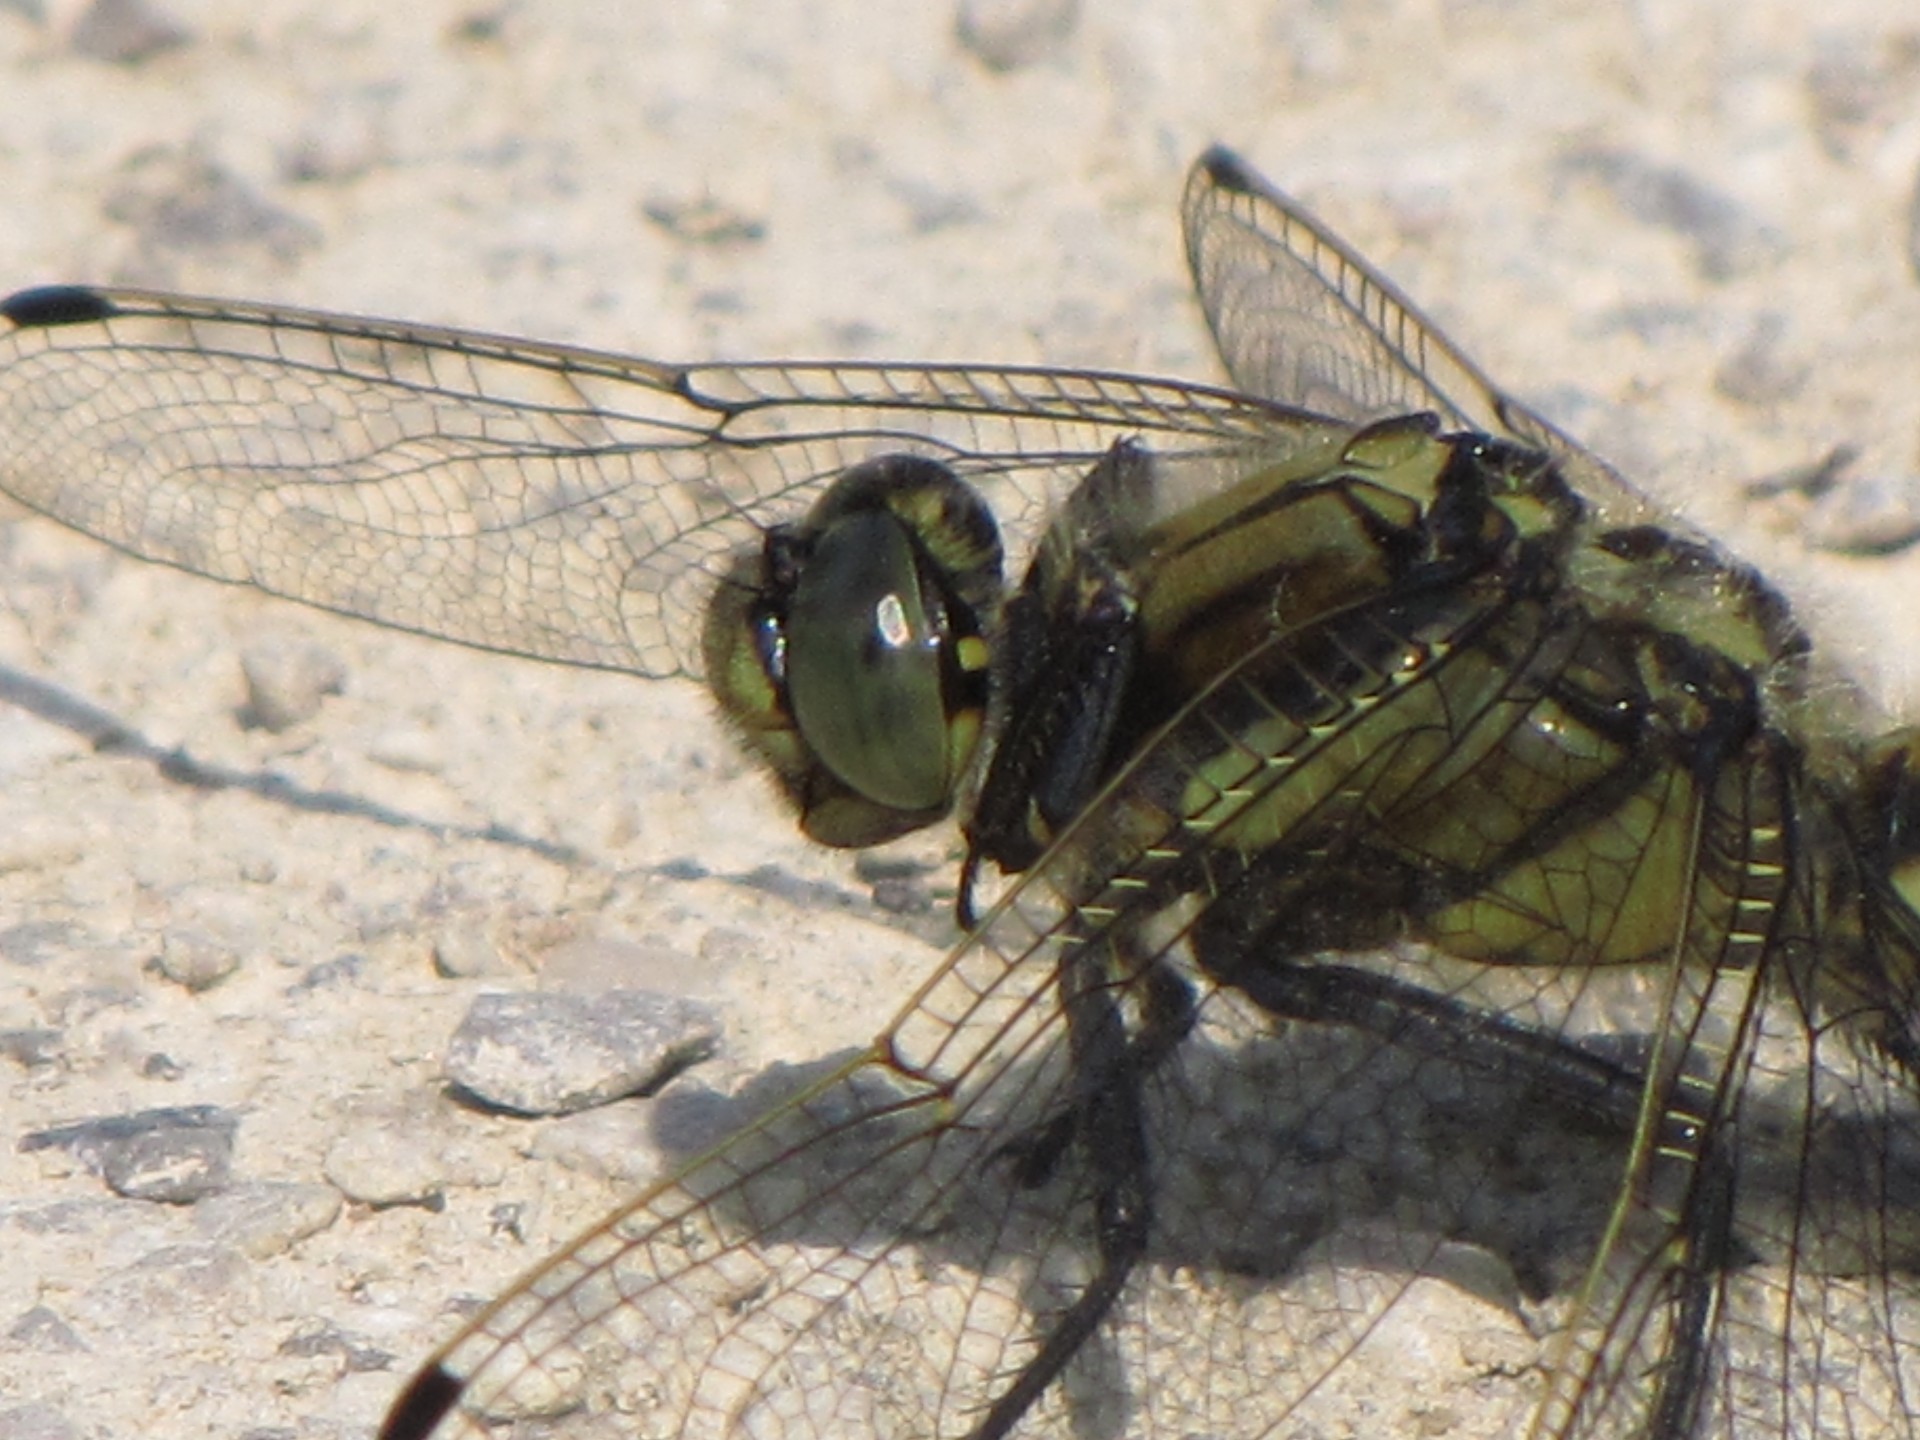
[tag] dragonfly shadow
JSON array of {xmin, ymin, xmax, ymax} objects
[
  {"xmin": 0, "ymin": 660, "xmax": 581, "ymax": 864},
  {"xmin": 641, "ymin": 972, "xmax": 1920, "ymax": 1436},
  {"xmin": 640, "ymin": 990, "xmax": 1633, "ymax": 1424}
]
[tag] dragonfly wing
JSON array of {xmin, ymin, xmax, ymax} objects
[
  {"xmin": 378, "ymin": 556, "xmax": 1548, "ymax": 1439},
  {"xmin": 1182, "ymin": 146, "xmax": 1652, "ymax": 525},
  {"xmin": 1546, "ymin": 974, "xmax": 1920, "ymax": 1440},
  {"xmin": 381, "ymin": 937, "xmax": 1087, "ymax": 1439},
  {"xmin": 0, "ymin": 285, "xmax": 1319, "ymax": 683}
]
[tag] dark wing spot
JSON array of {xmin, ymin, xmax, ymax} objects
[{"xmin": 0, "ymin": 285, "xmax": 121, "ymax": 328}]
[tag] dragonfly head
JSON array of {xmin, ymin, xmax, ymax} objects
[{"xmin": 704, "ymin": 454, "xmax": 1004, "ymax": 848}]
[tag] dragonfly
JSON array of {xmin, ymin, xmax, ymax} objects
[{"xmin": 2, "ymin": 146, "xmax": 1917, "ymax": 1440}]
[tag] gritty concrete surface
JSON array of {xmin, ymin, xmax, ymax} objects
[{"xmin": 2, "ymin": 2, "xmax": 1920, "ymax": 1437}]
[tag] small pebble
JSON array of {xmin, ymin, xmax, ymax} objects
[
  {"xmin": 192, "ymin": 1181, "xmax": 343, "ymax": 1260},
  {"xmin": 1804, "ymin": 470, "xmax": 1920, "ymax": 555},
  {"xmin": 140, "ymin": 1052, "xmax": 185, "ymax": 1080},
  {"xmin": 640, "ymin": 194, "xmax": 766, "ymax": 246},
  {"xmin": 955, "ymin": 0, "xmax": 1078, "ymax": 71},
  {"xmin": 1457, "ymin": 1322, "xmax": 1540, "ymax": 1378},
  {"xmin": 18, "ymin": 1105, "xmax": 238, "ymax": 1203},
  {"xmin": 444, "ymin": 990, "xmax": 721, "ymax": 1117},
  {"xmin": 153, "ymin": 927, "xmax": 242, "ymax": 991},
  {"xmin": 321, "ymin": 1112, "xmax": 452, "ymax": 1209},
  {"xmin": 0, "ymin": 1028, "xmax": 62, "ymax": 1068},
  {"xmin": 432, "ymin": 917, "xmax": 515, "ymax": 979},
  {"xmin": 366, "ymin": 726, "xmax": 446, "ymax": 775},
  {"xmin": 276, "ymin": 1320, "xmax": 393, "ymax": 1373},
  {"xmin": 103, "ymin": 148, "xmax": 321, "ymax": 266},
  {"xmin": 98, "ymin": 1124, "xmax": 232, "ymax": 1202},
  {"xmin": 6, "ymin": 1305, "xmax": 86, "ymax": 1354},
  {"xmin": 278, "ymin": 91, "xmax": 392, "ymax": 185},
  {"xmin": 68, "ymin": 0, "xmax": 189, "ymax": 65},
  {"xmin": 238, "ymin": 639, "xmax": 346, "ymax": 732},
  {"xmin": 285, "ymin": 952, "xmax": 367, "ymax": 995}
]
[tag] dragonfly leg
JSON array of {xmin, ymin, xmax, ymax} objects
[
  {"xmin": 970, "ymin": 944, "xmax": 1196, "ymax": 1438},
  {"xmin": 1222, "ymin": 954, "xmax": 1651, "ymax": 1134}
]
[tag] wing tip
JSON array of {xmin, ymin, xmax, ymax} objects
[
  {"xmin": 1, "ymin": 284, "xmax": 120, "ymax": 329},
  {"xmin": 1195, "ymin": 144, "xmax": 1258, "ymax": 194},
  {"xmin": 377, "ymin": 1362, "xmax": 466, "ymax": 1440}
]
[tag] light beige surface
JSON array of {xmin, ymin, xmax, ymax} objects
[{"xmin": 3, "ymin": 3, "xmax": 1919, "ymax": 1437}]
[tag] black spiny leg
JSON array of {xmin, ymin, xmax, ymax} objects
[
  {"xmin": 973, "ymin": 947, "xmax": 1196, "ymax": 1439},
  {"xmin": 1226, "ymin": 958, "xmax": 1652, "ymax": 1132}
]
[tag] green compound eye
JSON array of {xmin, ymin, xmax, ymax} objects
[
  {"xmin": 698, "ymin": 450, "xmax": 1001, "ymax": 850},
  {"xmin": 785, "ymin": 506, "xmax": 953, "ymax": 813}
]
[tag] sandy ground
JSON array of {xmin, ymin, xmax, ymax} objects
[{"xmin": 3, "ymin": 3, "xmax": 1920, "ymax": 1438}]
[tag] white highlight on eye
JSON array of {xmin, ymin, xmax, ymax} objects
[{"xmin": 874, "ymin": 592, "xmax": 915, "ymax": 648}]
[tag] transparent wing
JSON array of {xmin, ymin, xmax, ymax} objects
[
  {"xmin": 0, "ymin": 285, "xmax": 1314, "ymax": 682},
  {"xmin": 378, "ymin": 549, "xmax": 1563, "ymax": 1440},
  {"xmin": 1181, "ymin": 146, "xmax": 1651, "ymax": 523},
  {"xmin": 1684, "ymin": 900, "xmax": 1920, "ymax": 1440},
  {"xmin": 1523, "ymin": 756, "xmax": 1806, "ymax": 1440},
  {"xmin": 1547, "ymin": 960, "xmax": 1920, "ymax": 1440}
]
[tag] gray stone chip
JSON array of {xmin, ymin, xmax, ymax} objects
[
  {"xmin": 18, "ymin": 1105, "xmax": 237, "ymax": 1203},
  {"xmin": 444, "ymin": 990, "xmax": 721, "ymax": 1117}
]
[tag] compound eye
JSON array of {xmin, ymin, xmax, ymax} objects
[{"xmin": 785, "ymin": 507, "xmax": 954, "ymax": 813}]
